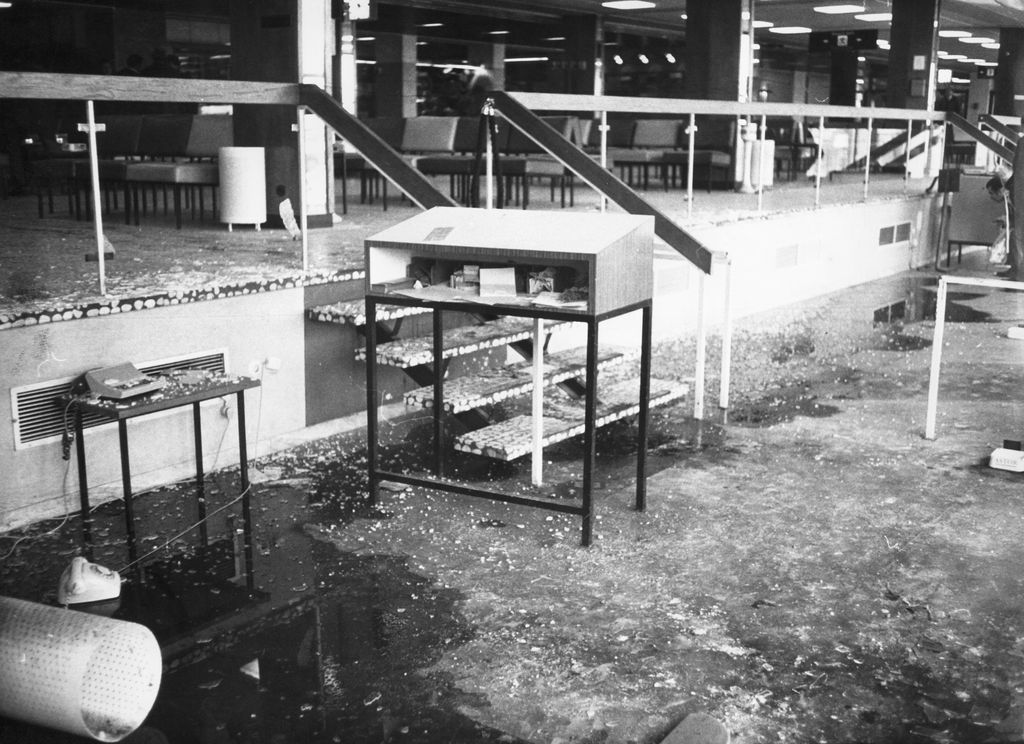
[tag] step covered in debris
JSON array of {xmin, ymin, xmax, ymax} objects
[
  {"xmin": 307, "ymin": 298, "xmax": 429, "ymax": 327},
  {"xmin": 404, "ymin": 347, "xmax": 630, "ymax": 413},
  {"xmin": 356, "ymin": 316, "xmax": 571, "ymax": 368},
  {"xmin": 453, "ymin": 377, "xmax": 688, "ymax": 461}
]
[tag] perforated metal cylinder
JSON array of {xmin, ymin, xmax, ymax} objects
[{"xmin": 0, "ymin": 595, "xmax": 162, "ymax": 742}]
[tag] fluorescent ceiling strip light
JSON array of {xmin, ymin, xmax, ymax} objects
[
  {"xmin": 982, "ymin": 42, "xmax": 1000, "ymax": 49},
  {"xmin": 938, "ymin": 30, "xmax": 971, "ymax": 37},
  {"xmin": 960, "ymin": 37, "xmax": 995, "ymax": 44},
  {"xmin": 769, "ymin": 26, "xmax": 812, "ymax": 34},
  {"xmin": 505, "ymin": 56, "xmax": 549, "ymax": 62},
  {"xmin": 813, "ymin": 4, "xmax": 865, "ymax": 13},
  {"xmin": 752, "ymin": 20, "xmax": 775, "ymax": 28},
  {"xmin": 601, "ymin": 0, "xmax": 656, "ymax": 9},
  {"xmin": 854, "ymin": 12, "xmax": 892, "ymax": 21}
]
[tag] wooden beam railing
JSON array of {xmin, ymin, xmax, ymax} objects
[{"xmin": 0, "ymin": 72, "xmax": 300, "ymax": 105}]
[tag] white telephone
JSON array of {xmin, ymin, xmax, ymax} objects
[{"xmin": 990, "ymin": 441, "xmax": 1024, "ymax": 472}]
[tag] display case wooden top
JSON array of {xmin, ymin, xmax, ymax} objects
[{"xmin": 365, "ymin": 208, "xmax": 655, "ymax": 316}]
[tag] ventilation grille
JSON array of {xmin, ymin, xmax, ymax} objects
[
  {"xmin": 11, "ymin": 350, "xmax": 227, "ymax": 450},
  {"xmin": 879, "ymin": 222, "xmax": 912, "ymax": 246}
]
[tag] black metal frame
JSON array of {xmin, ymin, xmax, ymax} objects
[
  {"xmin": 68, "ymin": 376, "xmax": 260, "ymax": 587},
  {"xmin": 364, "ymin": 292, "xmax": 653, "ymax": 546}
]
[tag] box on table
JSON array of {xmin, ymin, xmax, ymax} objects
[{"xmin": 364, "ymin": 207, "xmax": 655, "ymax": 315}]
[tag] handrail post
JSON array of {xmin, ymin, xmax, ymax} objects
[
  {"xmin": 757, "ymin": 113, "xmax": 766, "ymax": 212},
  {"xmin": 904, "ymin": 118, "xmax": 912, "ymax": 196},
  {"xmin": 694, "ymin": 270, "xmax": 707, "ymax": 421},
  {"xmin": 863, "ymin": 115, "xmax": 873, "ymax": 201},
  {"xmin": 718, "ymin": 254, "xmax": 733, "ymax": 415},
  {"xmin": 815, "ymin": 115, "xmax": 824, "ymax": 208},
  {"xmin": 600, "ymin": 110, "xmax": 608, "ymax": 213},
  {"xmin": 924, "ymin": 276, "xmax": 948, "ymax": 440},
  {"xmin": 84, "ymin": 100, "xmax": 106, "ymax": 296},
  {"xmin": 686, "ymin": 113, "xmax": 695, "ymax": 222},
  {"xmin": 297, "ymin": 106, "xmax": 309, "ymax": 272}
]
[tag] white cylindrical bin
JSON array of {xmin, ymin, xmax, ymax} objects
[
  {"xmin": 219, "ymin": 146, "xmax": 267, "ymax": 231},
  {"xmin": 0, "ymin": 595, "xmax": 162, "ymax": 742}
]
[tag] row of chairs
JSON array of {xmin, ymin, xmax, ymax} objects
[
  {"xmin": 336, "ymin": 113, "xmax": 745, "ymax": 210},
  {"xmin": 31, "ymin": 113, "xmax": 231, "ymax": 228},
  {"xmin": 336, "ymin": 115, "xmax": 583, "ymax": 212}
]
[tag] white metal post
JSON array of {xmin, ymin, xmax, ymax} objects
[
  {"xmin": 718, "ymin": 257, "xmax": 733, "ymax": 412},
  {"xmin": 863, "ymin": 115, "xmax": 873, "ymax": 201},
  {"xmin": 531, "ymin": 318, "xmax": 545, "ymax": 485},
  {"xmin": 924, "ymin": 276, "xmax": 948, "ymax": 440},
  {"xmin": 904, "ymin": 118, "xmax": 912, "ymax": 197},
  {"xmin": 694, "ymin": 270, "xmax": 707, "ymax": 421},
  {"xmin": 84, "ymin": 100, "xmax": 106, "ymax": 296},
  {"xmin": 485, "ymin": 115, "xmax": 494, "ymax": 210},
  {"xmin": 757, "ymin": 113, "xmax": 766, "ymax": 212},
  {"xmin": 686, "ymin": 113, "xmax": 695, "ymax": 221},
  {"xmin": 600, "ymin": 110, "xmax": 608, "ymax": 213},
  {"xmin": 815, "ymin": 115, "xmax": 824, "ymax": 208},
  {"xmin": 297, "ymin": 107, "xmax": 309, "ymax": 273}
]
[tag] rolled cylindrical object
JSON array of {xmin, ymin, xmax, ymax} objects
[
  {"xmin": 0, "ymin": 595, "xmax": 162, "ymax": 742},
  {"xmin": 219, "ymin": 146, "xmax": 267, "ymax": 226}
]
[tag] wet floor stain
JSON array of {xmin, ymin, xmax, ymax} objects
[
  {"xmin": 0, "ymin": 479, "xmax": 529, "ymax": 744},
  {"xmin": 145, "ymin": 545, "xmax": 525, "ymax": 744}
]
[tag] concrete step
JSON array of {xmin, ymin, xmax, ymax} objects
[
  {"xmin": 404, "ymin": 346, "xmax": 630, "ymax": 413},
  {"xmin": 307, "ymin": 298, "xmax": 429, "ymax": 327},
  {"xmin": 453, "ymin": 377, "xmax": 688, "ymax": 461},
  {"xmin": 355, "ymin": 316, "xmax": 571, "ymax": 368}
]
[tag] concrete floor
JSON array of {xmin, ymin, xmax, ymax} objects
[{"xmin": 3, "ymin": 174, "xmax": 1024, "ymax": 743}]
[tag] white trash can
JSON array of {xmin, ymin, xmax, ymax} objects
[{"xmin": 219, "ymin": 146, "xmax": 267, "ymax": 231}]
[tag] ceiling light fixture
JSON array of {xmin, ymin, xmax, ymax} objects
[
  {"xmin": 680, "ymin": 13, "xmax": 687, "ymax": 20},
  {"xmin": 982, "ymin": 42, "xmax": 1001, "ymax": 49},
  {"xmin": 665, "ymin": 52, "xmax": 676, "ymax": 63},
  {"xmin": 418, "ymin": 22, "xmax": 443, "ymax": 28},
  {"xmin": 769, "ymin": 26, "xmax": 812, "ymax": 34},
  {"xmin": 544, "ymin": 36, "xmax": 566, "ymax": 41},
  {"xmin": 938, "ymin": 30, "xmax": 971, "ymax": 37},
  {"xmin": 505, "ymin": 56, "xmax": 550, "ymax": 63},
  {"xmin": 752, "ymin": 20, "xmax": 774, "ymax": 28},
  {"xmin": 487, "ymin": 30, "xmax": 510, "ymax": 35},
  {"xmin": 854, "ymin": 12, "xmax": 892, "ymax": 22},
  {"xmin": 601, "ymin": 0, "xmax": 656, "ymax": 9},
  {"xmin": 638, "ymin": 53, "xmax": 649, "ymax": 64},
  {"xmin": 813, "ymin": 4, "xmax": 865, "ymax": 13},
  {"xmin": 613, "ymin": 54, "xmax": 624, "ymax": 64},
  {"xmin": 959, "ymin": 36, "xmax": 995, "ymax": 44}
]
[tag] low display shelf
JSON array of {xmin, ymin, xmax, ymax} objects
[{"xmin": 363, "ymin": 207, "xmax": 658, "ymax": 546}]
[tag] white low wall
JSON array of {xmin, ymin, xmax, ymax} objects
[{"xmin": 594, "ymin": 194, "xmax": 941, "ymax": 348}]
